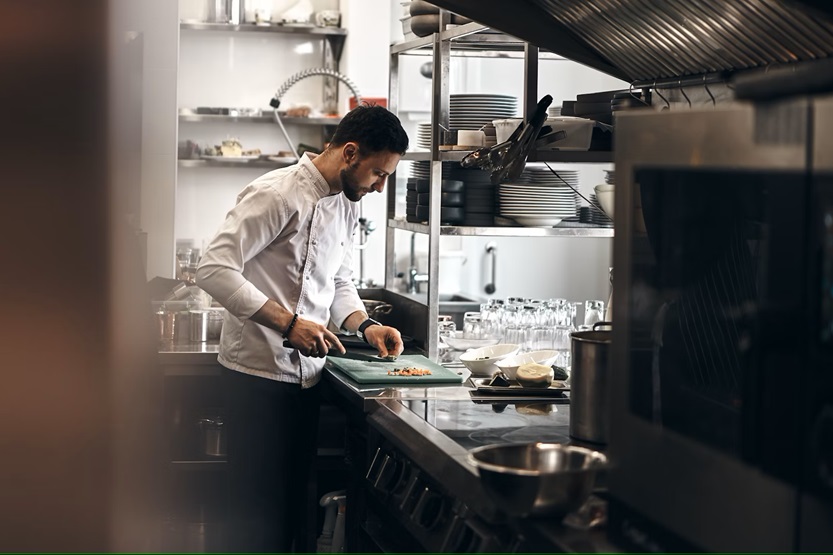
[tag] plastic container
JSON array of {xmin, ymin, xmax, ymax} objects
[
  {"xmin": 493, "ymin": 118, "xmax": 523, "ymax": 144},
  {"xmin": 541, "ymin": 117, "xmax": 594, "ymax": 151}
]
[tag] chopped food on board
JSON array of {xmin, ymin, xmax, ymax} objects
[{"xmin": 387, "ymin": 367, "xmax": 433, "ymax": 376}]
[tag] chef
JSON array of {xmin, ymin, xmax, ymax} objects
[{"xmin": 196, "ymin": 105, "xmax": 409, "ymax": 552}]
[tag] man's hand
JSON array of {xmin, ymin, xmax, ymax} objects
[
  {"xmin": 363, "ymin": 325, "xmax": 404, "ymax": 358},
  {"xmin": 286, "ymin": 317, "xmax": 345, "ymax": 358}
]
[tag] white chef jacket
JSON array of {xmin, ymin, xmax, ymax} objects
[{"xmin": 195, "ymin": 154, "xmax": 365, "ymax": 388}]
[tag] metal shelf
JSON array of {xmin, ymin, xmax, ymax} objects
[
  {"xmin": 392, "ymin": 22, "xmax": 550, "ymax": 55},
  {"xmin": 401, "ymin": 150, "xmax": 613, "ymax": 163},
  {"xmin": 178, "ymin": 158, "xmax": 295, "ymax": 169},
  {"xmin": 180, "ymin": 21, "xmax": 346, "ymax": 36},
  {"xmin": 393, "ymin": 23, "xmax": 565, "ymax": 59},
  {"xmin": 388, "ymin": 218, "xmax": 614, "ymax": 237},
  {"xmin": 179, "ymin": 110, "xmax": 342, "ymax": 125}
]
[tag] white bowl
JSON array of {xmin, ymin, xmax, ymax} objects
[
  {"xmin": 495, "ymin": 350, "xmax": 558, "ymax": 381},
  {"xmin": 459, "ymin": 344, "xmax": 521, "ymax": 377},
  {"xmin": 594, "ymin": 184, "xmax": 614, "ymax": 220},
  {"xmin": 444, "ymin": 331, "xmax": 500, "ymax": 351}
]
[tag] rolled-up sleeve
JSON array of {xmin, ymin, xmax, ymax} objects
[{"xmin": 196, "ymin": 185, "xmax": 285, "ymax": 319}]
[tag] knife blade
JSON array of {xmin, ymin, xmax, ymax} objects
[{"xmin": 282, "ymin": 340, "xmax": 397, "ymax": 362}]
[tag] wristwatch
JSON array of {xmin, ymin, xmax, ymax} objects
[{"xmin": 356, "ymin": 318, "xmax": 381, "ymax": 343}]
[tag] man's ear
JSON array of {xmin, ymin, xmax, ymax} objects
[{"xmin": 342, "ymin": 142, "xmax": 359, "ymax": 164}]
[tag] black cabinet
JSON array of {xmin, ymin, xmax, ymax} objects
[
  {"xmin": 160, "ymin": 362, "xmax": 351, "ymax": 552},
  {"xmin": 162, "ymin": 371, "xmax": 229, "ymax": 553}
]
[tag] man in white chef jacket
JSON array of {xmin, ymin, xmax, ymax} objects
[{"xmin": 196, "ymin": 105, "xmax": 409, "ymax": 552}]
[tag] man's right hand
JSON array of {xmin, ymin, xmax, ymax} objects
[
  {"xmin": 285, "ymin": 317, "xmax": 345, "ymax": 358},
  {"xmin": 251, "ymin": 299, "xmax": 345, "ymax": 358}
]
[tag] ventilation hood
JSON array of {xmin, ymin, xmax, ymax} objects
[{"xmin": 429, "ymin": 0, "xmax": 833, "ymax": 84}]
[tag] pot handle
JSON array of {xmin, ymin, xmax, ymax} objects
[
  {"xmin": 592, "ymin": 321, "xmax": 612, "ymax": 330},
  {"xmin": 371, "ymin": 303, "xmax": 393, "ymax": 317}
]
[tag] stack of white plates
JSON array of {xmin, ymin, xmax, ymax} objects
[
  {"xmin": 589, "ymin": 194, "xmax": 614, "ymax": 227},
  {"xmin": 416, "ymin": 122, "xmax": 432, "ymax": 149},
  {"xmin": 514, "ymin": 164, "xmax": 578, "ymax": 187},
  {"xmin": 450, "ymin": 94, "xmax": 518, "ymax": 130},
  {"xmin": 548, "ymin": 105, "xmax": 563, "ymax": 117},
  {"xmin": 498, "ymin": 182, "xmax": 580, "ymax": 227},
  {"xmin": 604, "ymin": 169, "xmax": 615, "ymax": 184}
]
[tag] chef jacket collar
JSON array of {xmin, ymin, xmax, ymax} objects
[{"xmin": 300, "ymin": 152, "xmax": 337, "ymax": 200}]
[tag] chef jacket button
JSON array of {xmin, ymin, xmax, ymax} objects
[
  {"xmin": 312, "ymin": 239, "xmax": 318, "ymax": 245},
  {"xmin": 306, "ymin": 275, "xmax": 310, "ymax": 280},
  {"xmin": 340, "ymin": 241, "xmax": 344, "ymax": 246}
]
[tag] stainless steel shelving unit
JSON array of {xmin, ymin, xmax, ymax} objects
[
  {"xmin": 387, "ymin": 16, "xmax": 614, "ymax": 359},
  {"xmin": 178, "ymin": 159, "xmax": 295, "ymax": 169},
  {"xmin": 177, "ymin": 21, "xmax": 347, "ymax": 170},
  {"xmin": 388, "ymin": 218, "xmax": 614, "ymax": 237},
  {"xmin": 178, "ymin": 110, "xmax": 342, "ymax": 126},
  {"xmin": 180, "ymin": 21, "xmax": 346, "ymax": 36}
]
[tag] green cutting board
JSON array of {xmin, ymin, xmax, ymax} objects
[{"xmin": 327, "ymin": 354, "xmax": 464, "ymax": 384}]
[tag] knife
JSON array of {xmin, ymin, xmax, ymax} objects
[{"xmin": 282, "ymin": 340, "xmax": 397, "ymax": 362}]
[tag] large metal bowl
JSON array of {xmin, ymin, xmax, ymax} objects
[{"xmin": 467, "ymin": 443, "xmax": 607, "ymax": 517}]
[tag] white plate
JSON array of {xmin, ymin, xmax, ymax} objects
[
  {"xmin": 201, "ymin": 155, "xmax": 260, "ymax": 161},
  {"xmin": 510, "ymin": 216, "xmax": 564, "ymax": 226},
  {"xmin": 267, "ymin": 156, "xmax": 298, "ymax": 164}
]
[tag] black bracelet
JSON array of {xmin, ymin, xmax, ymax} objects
[{"xmin": 283, "ymin": 313, "xmax": 299, "ymax": 338}]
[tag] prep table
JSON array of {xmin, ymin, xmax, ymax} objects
[{"xmin": 158, "ymin": 344, "xmax": 616, "ymax": 552}]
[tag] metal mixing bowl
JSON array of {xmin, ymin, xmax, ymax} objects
[{"xmin": 467, "ymin": 443, "xmax": 607, "ymax": 517}]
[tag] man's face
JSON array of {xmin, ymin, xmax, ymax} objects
[{"xmin": 340, "ymin": 145, "xmax": 400, "ymax": 202}]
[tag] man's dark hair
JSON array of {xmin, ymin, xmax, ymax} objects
[{"xmin": 329, "ymin": 104, "xmax": 409, "ymax": 156}]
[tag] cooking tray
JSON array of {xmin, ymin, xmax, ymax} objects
[
  {"xmin": 327, "ymin": 354, "xmax": 464, "ymax": 384},
  {"xmin": 470, "ymin": 378, "xmax": 570, "ymax": 397}
]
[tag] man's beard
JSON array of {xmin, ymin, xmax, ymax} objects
[{"xmin": 340, "ymin": 164, "xmax": 365, "ymax": 202}]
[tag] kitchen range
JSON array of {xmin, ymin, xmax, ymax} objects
[{"xmin": 321, "ymin": 367, "xmax": 613, "ymax": 553}]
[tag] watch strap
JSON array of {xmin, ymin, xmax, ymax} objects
[{"xmin": 357, "ymin": 318, "xmax": 381, "ymax": 343}]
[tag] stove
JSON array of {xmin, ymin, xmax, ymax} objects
[
  {"xmin": 406, "ymin": 397, "xmax": 572, "ymax": 450},
  {"xmin": 356, "ymin": 396, "xmax": 578, "ymax": 552}
]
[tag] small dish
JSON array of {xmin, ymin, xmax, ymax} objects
[
  {"xmin": 459, "ymin": 344, "xmax": 520, "ymax": 377},
  {"xmin": 495, "ymin": 350, "xmax": 558, "ymax": 381}
]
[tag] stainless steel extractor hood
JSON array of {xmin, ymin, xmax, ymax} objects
[{"xmin": 429, "ymin": 0, "xmax": 833, "ymax": 84}]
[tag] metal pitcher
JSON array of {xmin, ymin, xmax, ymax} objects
[{"xmin": 569, "ymin": 322, "xmax": 612, "ymax": 444}]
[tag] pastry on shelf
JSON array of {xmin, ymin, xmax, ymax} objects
[{"xmin": 220, "ymin": 138, "xmax": 243, "ymax": 157}]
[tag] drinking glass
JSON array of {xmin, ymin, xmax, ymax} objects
[
  {"xmin": 519, "ymin": 305, "xmax": 539, "ymax": 329},
  {"xmin": 503, "ymin": 326, "xmax": 527, "ymax": 351},
  {"xmin": 463, "ymin": 311, "xmax": 482, "ymax": 338},
  {"xmin": 437, "ymin": 315, "xmax": 456, "ymax": 362},
  {"xmin": 584, "ymin": 300, "xmax": 605, "ymax": 327},
  {"xmin": 437, "ymin": 315, "xmax": 456, "ymax": 344},
  {"xmin": 480, "ymin": 302, "xmax": 501, "ymax": 340},
  {"xmin": 553, "ymin": 325, "xmax": 572, "ymax": 370},
  {"xmin": 529, "ymin": 326, "xmax": 555, "ymax": 351}
]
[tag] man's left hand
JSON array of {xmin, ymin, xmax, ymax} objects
[{"xmin": 363, "ymin": 325, "xmax": 404, "ymax": 358}]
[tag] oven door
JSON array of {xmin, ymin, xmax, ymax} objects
[
  {"xmin": 609, "ymin": 100, "xmax": 811, "ymax": 552},
  {"xmin": 799, "ymin": 94, "xmax": 833, "ymax": 551}
]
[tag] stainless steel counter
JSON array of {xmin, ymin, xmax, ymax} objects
[
  {"xmin": 158, "ymin": 342, "xmax": 222, "ymax": 373},
  {"xmin": 157, "ymin": 345, "xmax": 616, "ymax": 552}
]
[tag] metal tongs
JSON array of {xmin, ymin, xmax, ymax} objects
[{"xmin": 461, "ymin": 94, "xmax": 562, "ymax": 184}]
